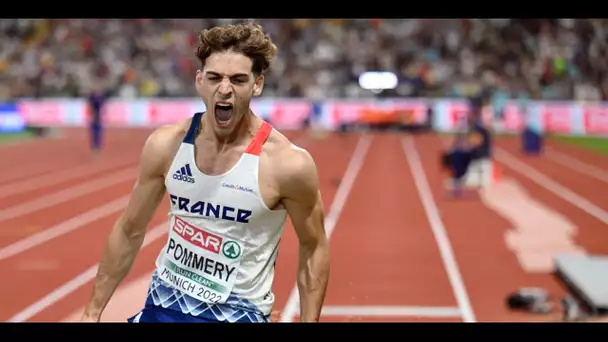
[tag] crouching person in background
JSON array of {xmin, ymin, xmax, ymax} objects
[
  {"xmin": 441, "ymin": 102, "xmax": 495, "ymax": 192},
  {"xmin": 459, "ymin": 105, "xmax": 494, "ymax": 189},
  {"xmin": 441, "ymin": 132, "xmax": 474, "ymax": 195}
]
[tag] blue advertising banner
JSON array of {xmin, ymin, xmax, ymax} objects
[{"xmin": 0, "ymin": 103, "xmax": 25, "ymax": 134}]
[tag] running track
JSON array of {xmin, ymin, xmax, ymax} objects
[{"xmin": 0, "ymin": 127, "xmax": 607, "ymax": 322}]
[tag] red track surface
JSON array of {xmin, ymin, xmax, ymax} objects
[{"xmin": 0, "ymin": 128, "xmax": 606, "ymax": 322}]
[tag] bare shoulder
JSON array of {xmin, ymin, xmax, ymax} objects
[
  {"xmin": 140, "ymin": 118, "xmax": 191, "ymax": 175},
  {"xmin": 265, "ymin": 129, "xmax": 318, "ymax": 200}
]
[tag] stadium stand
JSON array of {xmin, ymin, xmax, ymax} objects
[{"xmin": 0, "ymin": 19, "xmax": 607, "ymax": 102}]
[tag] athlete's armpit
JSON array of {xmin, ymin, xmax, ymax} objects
[{"xmin": 279, "ymin": 147, "xmax": 329, "ymax": 322}]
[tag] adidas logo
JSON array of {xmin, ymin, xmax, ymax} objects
[{"xmin": 173, "ymin": 164, "xmax": 195, "ymax": 184}]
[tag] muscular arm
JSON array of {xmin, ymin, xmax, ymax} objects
[
  {"xmin": 280, "ymin": 147, "xmax": 330, "ymax": 322},
  {"xmin": 82, "ymin": 128, "xmax": 172, "ymax": 321}
]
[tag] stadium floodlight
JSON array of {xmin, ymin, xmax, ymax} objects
[{"xmin": 358, "ymin": 71, "xmax": 398, "ymax": 94}]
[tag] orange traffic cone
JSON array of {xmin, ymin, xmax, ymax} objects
[{"xmin": 492, "ymin": 160, "xmax": 501, "ymax": 184}]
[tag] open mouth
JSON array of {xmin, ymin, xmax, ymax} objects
[{"xmin": 214, "ymin": 103, "xmax": 233, "ymax": 127}]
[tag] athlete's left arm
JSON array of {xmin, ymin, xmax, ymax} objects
[{"xmin": 280, "ymin": 146, "xmax": 330, "ymax": 322}]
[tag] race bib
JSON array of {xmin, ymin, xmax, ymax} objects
[{"xmin": 157, "ymin": 216, "xmax": 243, "ymax": 304}]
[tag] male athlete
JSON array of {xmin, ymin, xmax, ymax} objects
[{"xmin": 80, "ymin": 22, "xmax": 330, "ymax": 323}]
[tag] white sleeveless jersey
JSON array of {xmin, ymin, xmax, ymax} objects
[{"xmin": 143, "ymin": 112, "xmax": 288, "ymax": 322}]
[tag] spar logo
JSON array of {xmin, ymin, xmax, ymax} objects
[
  {"xmin": 172, "ymin": 216, "xmax": 242, "ymax": 259},
  {"xmin": 172, "ymin": 217, "xmax": 222, "ymax": 254},
  {"xmin": 222, "ymin": 241, "xmax": 241, "ymax": 259}
]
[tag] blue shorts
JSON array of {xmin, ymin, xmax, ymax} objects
[
  {"xmin": 133, "ymin": 271, "xmax": 271, "ymax": 323},
  {"xmin": 127, "ymin": 306, "xmax": 270, "ymax": 323},
  {"xmin": 128, "ymin": 306, "xmax": 223, "ymax": 323},
  {"xmin": 445, "ymin": 148, "xmax": 473, "ymax": 180}
]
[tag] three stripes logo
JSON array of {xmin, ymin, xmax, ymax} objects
[{"xmin": 173, "ymin": 164, "xmax": 195, "ymax": 184}]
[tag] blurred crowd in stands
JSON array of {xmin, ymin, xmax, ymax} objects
[{"xmin": 1, "ymin": 18, "xmax": 607, "ymax": 102}]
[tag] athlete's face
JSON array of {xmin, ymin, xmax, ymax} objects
[{"xmin": 195, "ymin": 51, "xmax": 264, "ymax": 133}]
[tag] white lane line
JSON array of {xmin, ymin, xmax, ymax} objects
[
  {"xmin": 0, "ymin": 167, "xmax": 137, "ymax": 223},
  {"xmin": 7, "ymin": 220, "xmax": 169, "ymax": 322},
  {"xmin": 401, "ymin": 135, "xmax": 476, "ymax": 323},
  {"xmin": 495, "ymin": 148, "xmax": 608, "ymax": 224},
  {"xmin": 321, "ymin": 305, "xmax": 462, "ymax": 318},
  {"xmin": 0, "ymin": 158, "xmax": 136, "ymax": 200},
  {"xmin": 545, "ymin": 148, "xmax": 608, "ymax": 184},
  {"xmin": 0, "ymin": 196, "xmax": 130, "ymax": 260},
  {"xmin": 280, "ymin": 134, "xmax": 373, "ymax": 322}
]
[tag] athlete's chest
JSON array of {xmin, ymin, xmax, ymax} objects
[
  {"xmin": 166, "ymin": 144, "xmax": 280, "ymax": 217},
  {"xmin": 194, "ymin": 147, "xmax": 246, "ymax": 176}
]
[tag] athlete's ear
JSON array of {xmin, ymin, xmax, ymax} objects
[
  {"xmin": 195, "ymin": 69, "xmax": 204, "ymax": 93},
  {"xmin": 253, "ymin": 75, "xmax": 264, "ymax": 97}
]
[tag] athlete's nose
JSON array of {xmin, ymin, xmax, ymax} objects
[{"xmin": 217, "ymin": 78, "xmax": 233, "ymax": 98}]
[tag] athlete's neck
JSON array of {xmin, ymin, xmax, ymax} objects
[{"xmin": 200, "ymin": 110, "xmax": 258, "ymax": 149}]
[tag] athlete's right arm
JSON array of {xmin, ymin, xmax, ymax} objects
[{"xmin": 81, "ymin": 127, "xmax": 175, "ymax": 322}]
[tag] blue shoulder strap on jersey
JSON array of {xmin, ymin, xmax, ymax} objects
[{"xmin": 183, "ymin": 112, "xmax": 204, "ymax": 144}]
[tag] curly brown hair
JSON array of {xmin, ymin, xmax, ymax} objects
[{"xmin": 195, "ymin": 22, "xmax": 278, "ymax": 76}]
